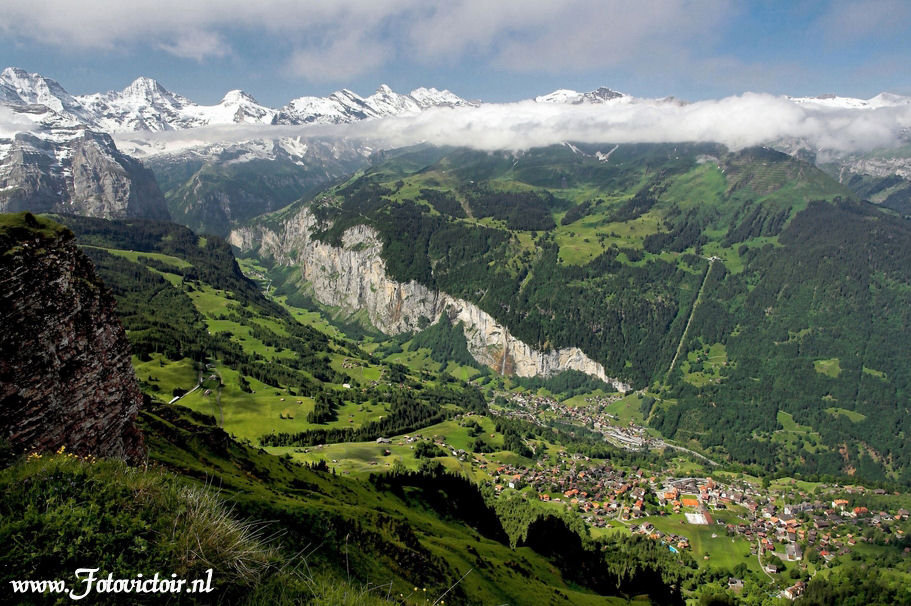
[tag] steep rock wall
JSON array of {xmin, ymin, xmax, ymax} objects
[
  {"xmin": 0, "ymin": 213, "xmax": 145, "ymax": 461},
  {"xmin": 230, "ymin": 208, "xmax": 629, "ymax": 391},
  {"xmin": 0, "ymin": 131, "xmax": 170, "ymax": 220}
]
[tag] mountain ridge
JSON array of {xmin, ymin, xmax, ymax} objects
[{"xmin": 0, "ymin": 67, "xmax": 474, "ymax": 132}]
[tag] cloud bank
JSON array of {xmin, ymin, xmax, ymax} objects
[
  {"xmin": 0, "ymin": 0, "xmax": 729, "ymax": 76},
  {"xmin": 112, "ymin": 94, "xmax": 911, "ymax": 158}
]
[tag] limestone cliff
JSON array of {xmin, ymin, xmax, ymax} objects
[
  {"xmin": 230, "ymin": 208, "xmax": 629, "ymax": 391},
  {"xmin": 0, "ymin": 212, "xmax": 145, "ymax": 461}
]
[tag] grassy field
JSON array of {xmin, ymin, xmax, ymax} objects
[
  {"xmin": 605, "ymin": 392, "xmax": 649, "ymax": 424},
  {"xmin": 133, "ymin": 354, "xmax": 199, "ymax": 396},
  {"xmin": 266, "ymin": 416, "xmax": 508, "ymax": 479},
  {"xmin": 824, "ymin": 407, "xmax": 866, "ymax": 423},
  {"xmin": 813, "ymin": 357, "xmax": 842, "ymax": 378},
  {"xmin": 647, "ymin": 512, "xmax": 759, "ymax": 574},
  {"xmin": 84, "ymin": 245, "xmax": 193, "ymax": 269},
  {"xmin": 862, "ymin": 365, "xmax": 887, "ymax": 379},
  {"xmin": 554, "ymin": 210, "xmax": 663, "ymax": 265},
  {"xmin": 682, "ymin": 343, "xmax": 728, "ymax": 387},
  {"xmin": 773, "ymin": 411, "xmax": 823, "ymax": 453}
]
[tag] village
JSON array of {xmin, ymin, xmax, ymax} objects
[
  {"xmin": 476, "ymin": 450, "xmax": 911, "ymax": 598},
  {"xmin": 457, "ymin": 391, "xmax": 911, "ymax": 599}
]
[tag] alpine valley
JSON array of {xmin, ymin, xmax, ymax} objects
[{"xmin": 3, "ymin": 67, "xmax": 911, "ymax": 605}]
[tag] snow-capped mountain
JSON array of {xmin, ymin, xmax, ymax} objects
[
  {"xmin": 77, "ymin": 79, "xmax": 278, "ymax": 132},
  {"xmin": 0, "ymin": 69, "xmax": 173, "ymax": 219},
  {"xmin": 277, "ymin": 84, "xmax": 470, "ymax": 125},
  {"xmin": 787, "ymin": 92, "xmax": 911, "ymax": 110},
  {"xmin": 535, "ymin": 87, "xmax": 625, "ymax": 104},
  {"xmin": 0, "ymin": 67, "xmax": 89, "ymax": 119},
  {"xmin": 0, "ymin": 68, "xmax": 471, "ymax": 133}
]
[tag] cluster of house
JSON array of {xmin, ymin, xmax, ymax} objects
[
  {"xmin": 483, "ymin": 452, "xmax": 655, "ymax": 523},
  {"xmin": 483, "ymin": 449, "xmax": 911, "ymax": 572}
]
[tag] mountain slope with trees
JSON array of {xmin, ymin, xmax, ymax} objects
[{"xmin": 246, "ymin": 143, "xmax": 911, "ymax": 483}]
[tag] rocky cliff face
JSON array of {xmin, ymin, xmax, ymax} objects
[
  {"xmin": 230, "ymin": 208, "xmax": 629, "ymax": 391},
  {"xmin": 0, "ymin": 128, "xmax": 170, "ymax": 221},
  {"xmin": 0, "ymin": 213, "xmax": 145, "ymax": 461}
]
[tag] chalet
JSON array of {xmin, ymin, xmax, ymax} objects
[
  {"xmin": 785, "ymin": 544, "xmax": 802, "ymax": 561},
  {"xmin": 784, "ymin": 581, "xmax": 806, "ymax": 600},
  {"xmin": 851, "ymin": 506, "xmax": 868, "ymax": 518}
]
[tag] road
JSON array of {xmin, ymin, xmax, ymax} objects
[{"xmin": 657, "ymin": 441, "xmax": 720, "ymax": 467}]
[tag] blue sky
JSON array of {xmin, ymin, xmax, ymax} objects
[{"xmin": 1, "ymin": 0, "xmax": 910, "ymax": 106}]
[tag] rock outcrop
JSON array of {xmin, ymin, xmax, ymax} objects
[
  {"xmin": 230, "ymin": 208, "xmax": 629, "ymax": 391},
  {"xmin": 0, "ymin": 212, "xmax": 145, "ymax": 461}
]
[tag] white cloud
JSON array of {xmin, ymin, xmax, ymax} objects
[
  {"xmin": 111, "ymin": 93, "xmax": 911, "ymax": 159},
  {"xmin": 285, "ymin": 29, "xmax": 391, "ymax": 81},
  {"xmin": 158, "ymin": 30, "xmax": 229, "ymax": 61},
  {"xmin": 0, "ymin": 0, "xmax": 733, "ymax": 81},
  {"xmin": 0, "ymin": 105, "xmax": 40, "ymax": 138}
]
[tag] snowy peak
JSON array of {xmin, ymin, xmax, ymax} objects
[
  {"xmin": 0, "ymin": 67, "xmax": 83, "ymax": 116},
  {"xmin": 408, "ymin": 87, "xmax": 467, "ymax": 108},
  {"xmin": 788, "ymin": 92, "xmax": 911, "ymax": 110},
  {"xmin": 121, "ymin": 76, "xmax": 180, "ymax": 104},
  {"xmin": 364, "ymin": 84, "xmax": 422, "ymax": 116},
  {"xmin": 194, "ymin": 89, "xmax": 276, "ymax": 125},
  {"xmin": 77, "ymin": 78, "xmax": 189, "ymax": 133},
  {"xmin": 535, "ymin": 86, "xmax": 625, "ymax": 105},
  {"xmin": 280, "ymin": 84, "xmax": 470, "ymax": 125},
  {"xmin": 221, "ymin": 89, "xmax": 258, "ymax": 105}
]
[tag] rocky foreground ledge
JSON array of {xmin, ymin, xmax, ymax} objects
[{"xmin": 0, "ymin": 212, "xmax": 144, "ymax": 462}]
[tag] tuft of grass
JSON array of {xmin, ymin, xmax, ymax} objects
[{"xmin": 169, "ymin": 484, "xmax": 278, "ymax": 584}]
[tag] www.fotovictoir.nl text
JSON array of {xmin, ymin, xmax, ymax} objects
[{"xmin": 9, "ymin": 568, "xmax": 214, "ymax": 600}]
